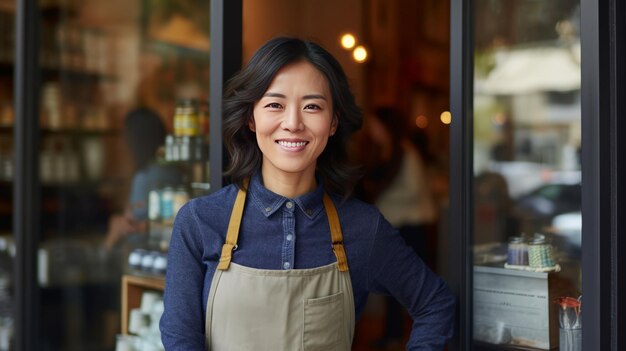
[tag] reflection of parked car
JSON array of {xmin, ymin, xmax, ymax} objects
[
  {"xmin": 513, "ymin": 184, "xmax": 581, "ymax": 256},
  {"xmin": 552, "ymin": 211, "xmax": 581, "ymax": 249},
  {"xmin": 513, "ymin": 183, "xmax": 581, "ymax": 221}
]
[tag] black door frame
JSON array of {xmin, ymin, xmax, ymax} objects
[
  {"xmin": 448, "ymin": 0, "xmax": 473, "ymax": 350},
  {"xmin": 13, "ymin": 0, "xmax": 41, "ymax": 349},
  {"xmin": 210, "ymin": 0, "xmax": 242, "ymax": 192},
  {"xmin": 448, "ymin": 0, "xmax": 623, "ymax": 349},
  {"xmin": 608, "ymin": 0, "xmax": 626, "ymax": 349}
]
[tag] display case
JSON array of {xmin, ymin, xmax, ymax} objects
[{"xmin": 473, "ymin": 266, "xmax": 560, "ymax": 349}]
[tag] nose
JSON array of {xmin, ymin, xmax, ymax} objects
[{"xmin": 281, "ymin": 106, "xmax": 304, "ymax": 132}]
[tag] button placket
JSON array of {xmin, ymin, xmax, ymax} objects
[{"xmin": 281, "ymin": 200, "xmax": 296, "ymax": 270}]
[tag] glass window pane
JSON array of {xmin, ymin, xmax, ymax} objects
[
  {"xmin": 36, "ymin": 0, "xmax": 210, "ymax": 349},
  {"xmin": 0, "ymin": 1, "xmax": 15, "ymax": 349},
  {"xmin": 472, "ymin": 1, "xmax": 581, "ymax": 349}
]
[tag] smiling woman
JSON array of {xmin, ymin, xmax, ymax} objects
[
  {"xmin": 160, "ymin": 37, "xmax": 455, "ymax": 351},
  {"xmin": 250, "ymin": 61, "xmax": 337, "ymax": 198},
  {"xmin": 222, "ymin": 37, "xmax": 362, "ymax": 198}
]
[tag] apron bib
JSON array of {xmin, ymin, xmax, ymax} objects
[{"xmin": 204, "ymin": 182, "xmax": 355, "ymax": 350}]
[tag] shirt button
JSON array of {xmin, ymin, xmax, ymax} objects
[
  {"xmin": 306, "ymin": 209, "xmax": 313, "ymax": 215},
  {"xmin": 286, "ymin": 201, "xmax": 293, "ymax": 209},
  {"xmin": 265, "ymin": 207, "xmax": 272, "ymax": 212},
  {"xmin": 286, "ymin": 234, "xmax": 293, "ymax": 241},
  {"xmin": 283, "ymin": 262, "xmax": 291, "ymax": 269}
]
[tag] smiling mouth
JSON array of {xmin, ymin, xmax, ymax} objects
[{"xmin": 276, "ymin": 140, "xmax": 308, "ymax": 148}]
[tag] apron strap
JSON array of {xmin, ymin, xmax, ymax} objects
[
  {"xmin": 217, "ymin": 178, "xmax": 249, "ymax": 270},
  {"xmin": 323, "ymin": 193, "xmax": 349, "ymax": 272},
  {"xmin": 218, "ymin": 178, "xmax": 349, "ymax": 272}
]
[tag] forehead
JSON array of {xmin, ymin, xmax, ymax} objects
[{"xmin": 266, "ymin": 60, "xmax": 331, "ymax": 93}]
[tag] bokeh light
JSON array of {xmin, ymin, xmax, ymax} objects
[
  {"xmin": 440, "ymin": 111, "xmax": 452, "ymax": 124},
  {"xmin": 341, "ymin": 33, "xmax": 356, "ymax": 50},
  {"xmin": 353, "ymin": 45, "xmax": 368, "ymax": 63},
  {"xmin": 415, "ymin": 115, "xmax": 429, "ymax": 128}
]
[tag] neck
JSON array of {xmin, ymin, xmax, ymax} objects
[{"xmin": 260, "ymin": 166, "xmax": 317, "ymax": 199}]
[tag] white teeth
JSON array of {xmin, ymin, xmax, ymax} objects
[{"xmin": 277, "ymin": 140, "xmax": 307, "ymax": 148}]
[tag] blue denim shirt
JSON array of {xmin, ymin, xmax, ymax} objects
[{"xmin": 160, "ymin": 173, "xmax": 455, "ymax": 350}]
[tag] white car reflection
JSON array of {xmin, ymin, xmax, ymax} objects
[{"xmin": 551, "ymin": 211, "xmax": 581, "ymax": 249}]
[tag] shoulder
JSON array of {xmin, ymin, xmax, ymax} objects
[
  {"xmin": 332, "ymin": 194, "xmax": 379, "ymax": 213},
  {"xmin": 331, "ymin": 194, "xmax": 385, "ymax": 229},
  {"xmin": 131, "ymin": 168, "xmax": 148, "ymax": 184},
  {"xmin": 173, "ymin": 184, "xmax": 240, "ymax": 237},
  {"xmin": 187, "ymin": 183, "xmax": 240, "ymax": 213}
]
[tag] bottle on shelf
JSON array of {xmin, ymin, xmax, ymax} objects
[
  {"xmin": 173, "ymin": 99, "xmax": 199, "ymax": 138},
  {"xmin": 146, "ymin": 181, "xmax": 191, "ymax": 253}
]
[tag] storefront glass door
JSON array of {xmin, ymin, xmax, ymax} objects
[
  {"xmin": 470, "ymin": 1, "xmax": 582, "ymax": 349},
  {"xmin": 11, "ymin": 0, "xmax": 212, "ymax": 349},
  {"xmin": 451, "ymin": 0, "xmax": 625, "ymax": 348}
]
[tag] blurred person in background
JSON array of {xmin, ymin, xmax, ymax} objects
[
  {"xmin": 104, "ymin": 107, "xmax": 182, "ymax": 249},
  {"xmin": 356, "ymin": 107, "xmax": 438, "ymax": 350}
]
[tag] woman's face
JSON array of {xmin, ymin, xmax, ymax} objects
[{"xmin": 250, "ymin": 60, "xmax": 337, "ymax": 181}]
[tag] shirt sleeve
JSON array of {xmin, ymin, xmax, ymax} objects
[
  {"xmin": 128, "ymin": 171, "xmax": 148, "ymax": 220},
  {"xmin": 160, "ymin": 201, "xmax": 207, "ymax": 350},
  {"xmin": 366, "ymin": 214, "xmax": 455, "ymax": 350}
]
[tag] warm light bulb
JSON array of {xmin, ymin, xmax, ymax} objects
[
  {"xmin": 440, "ymin": 111, "xmax": 452, "ymax": 124},
  {"xmin": 353, "ymin": 46, "xmax": 368, "ymax": 63},
  {"xmin": 415, "ymin": 115, "xmax": 429, "ymax": 129},
  {"xmin": 341, "ymin": 34, "xmax": 356, "ymax": 50}
]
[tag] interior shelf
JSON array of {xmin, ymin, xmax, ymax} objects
[{"xmin": 121, "ymin": 274, "xmax": 165, "ymax": 335}]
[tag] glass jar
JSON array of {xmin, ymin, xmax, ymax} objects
[
  {"xmin": 528, "ymin": 234, "xmax": 555, "ymax": 268},
  {"xmin": 506, "ymin": 236, "xmax": 528, "ymax": 266}
]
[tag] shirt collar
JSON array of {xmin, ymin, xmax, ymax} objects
[{"xmin": 247, "ymin": 172, "xmax": 325, "ymax": 220}]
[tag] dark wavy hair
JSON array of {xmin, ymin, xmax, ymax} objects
[{"xmin": 223, "ymin": 37, "xmax": 363, "ymax": 197}]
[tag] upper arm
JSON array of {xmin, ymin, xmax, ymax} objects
[
  {"xmin": 160, "ymin": 202, "xmax": 208, "ymax": 350},
  {"xmin": 366, "ymin": 214, "xmax": 455, "ymax": 349}
]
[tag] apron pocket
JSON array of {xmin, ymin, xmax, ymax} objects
[{"xmin": 303, "ymin": 291, "xmax": 345, "ymax": 351}]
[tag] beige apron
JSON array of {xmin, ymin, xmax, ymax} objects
[{"xmin": 205, "ymin": 182, "xmax": 355, "ymax": 351}]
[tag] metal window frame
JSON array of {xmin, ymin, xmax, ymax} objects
[
  {"xmin": 448, "ymin": 0, "xmax": 473, "ymax": 350},
  {"xmin": 210, "ymin": 0, "xmax": 242, "ymax": 192},
  {"xmin": 608, "ymin": 0, "xmax": 625, "ymax": 349},
  {"xmin": 449, "ymin": 0, "xmax": 620, "ymax": 349},
  {"xmin": 13, "ymin": 0, "xmax": 41, "ymax": 349},
  {"xmin": 580, "ymin": 0, "xmax": 612, "ymax": 349}
]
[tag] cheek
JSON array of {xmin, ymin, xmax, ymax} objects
[{"xmin": 253, "ymin": 120, "xmax": 273, "ymax": 136}]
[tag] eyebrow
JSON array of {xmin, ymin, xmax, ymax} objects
[
  {"xmin": 303, "ymin": 94, "xmax": 327, "ymax": 101},
  {"xmin": 262, "ymin": 92, "xmax": 327, "ymax": 101}
]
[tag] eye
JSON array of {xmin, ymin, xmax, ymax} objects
[
  {"xmin": 264, "ymin": 102, "xmax": 283, "ymax": 109},
  {"xmin": 304, "ymin": 104, "xmax": 321, "ymax": 110}
]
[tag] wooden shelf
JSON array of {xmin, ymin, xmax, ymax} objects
[{"xmin": 121, "ymin": 274, "xmax": 165, "ymax": 335}]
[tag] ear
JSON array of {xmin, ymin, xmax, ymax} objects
[
  {"xmin": 330, "ymin": 114, "xmax": 338, "ymax": 136},
  {"xmin": 248, "ymin": 117, "xmax": 256, "ymax": 132}
]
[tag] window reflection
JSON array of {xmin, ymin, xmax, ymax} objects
[{"xmin": 472, "ymin": 1, "xmax": 581, "ymax": 349}]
